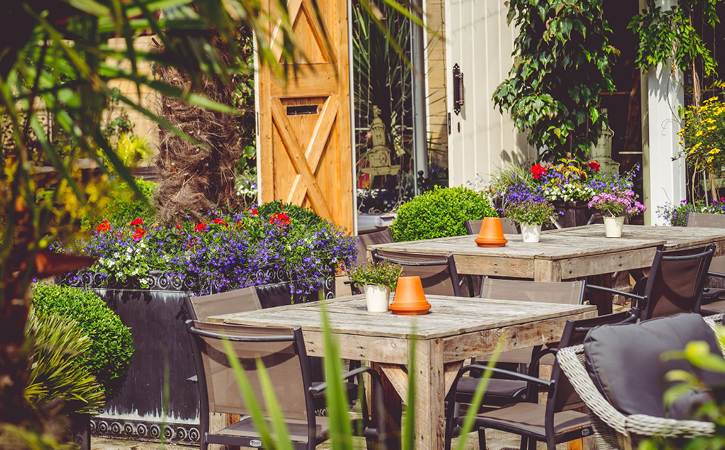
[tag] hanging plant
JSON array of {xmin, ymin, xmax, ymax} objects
[
  {"xmin": 492, "ymin": 0, "xmax": 618, "ymax": 160},
  {"xmin": 628, "ymin": 0, "xmax": 719, "ymax": 108}
]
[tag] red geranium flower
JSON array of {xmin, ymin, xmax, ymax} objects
[
  {"xmin": 175, "ymin": 225, "xmax": 182, "ymax": 230},
  {"xmin": 96, "ymin": 220, "xmax": 111, "ymax": 233},
  {"xmin": 588, "ymin": 161, "xmax": 601, "ymax": 173},
  {"xmin": 212, "ymin": 218, "xmax": 229, "ymax": 227},
  {"xmin": 531, "ymin": 164, "xmax": 547, "ymax": 180},
  {"xmin": 269, "ymin": 212, "xmax": 291, "ymax": 227},
  {"xmin": 247, "ymin": 208, "xmax": 258, "ymax": 216},
  {"xmin": 130, "ymin": 217, "xmax": 143, "ymax": 226},
  {"xmin": 132, "ymin": 228, "xmax": 146, "ymax": 240},
  {"xmin": 194, "ymin": 222, "xmax": 208, "ymax": 233},
  {"xmin": 235, "ymin": 221, "xmax": 243, "ymax": 228}
]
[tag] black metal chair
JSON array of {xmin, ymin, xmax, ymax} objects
[
  {"xmin": 687, "ymin": 212, "xmax": 725, "ymax": 312},
  {"xmin": 370, "ymin": 248, "xmax": 467, "ymax": 296},
  {"xmin": 457, "ymin": 279, "xmax": 587, "ymax": 408},
  {"xmin": 186, "ymin": 321, "xmax": 386, "ymax": 450},
  {"xmin": 184, "ymin": 287, "xmax": 261, "ymax": 322},
  {"xmin": 464, "ymin": 218, "xmax": 518, "ymax": 235},
  {"xmin": 588, "ymin": 244, "xmax": 716, "ymax": 320},
  {"xmin": 184, "ymin": 288, "xmax": 354, "ymax": 413},
  {"xmin": 445, "ymin": 311, "xmax": 636, "ymax": 450}
]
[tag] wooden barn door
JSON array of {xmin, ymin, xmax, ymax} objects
[{"xmin": 258, "ymin": 0, "xmax": 353, "ymax": 233}]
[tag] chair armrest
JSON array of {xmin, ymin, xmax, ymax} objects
[
  {"xmin": 455, "ymin": 364, "xmax": 553, "ymax": 391},
  {"xmin": 527, "ymin": 348, "xmax": 558, "ymax": 378},
  {"xmin": 587, "ymin": 284, "xmax": 646, "ymax": 301},
  {"xmin": 308, "ymin": 366, "xmax": 384, "ymax": 395}
]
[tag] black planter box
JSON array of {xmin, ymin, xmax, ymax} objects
[{"xmin": 56, "ymin": 269, "xmax": 335, "ymax": 444}]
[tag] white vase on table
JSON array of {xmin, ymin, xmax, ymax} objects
[
  {"xmin": 521, "ymin": 223, "xmax": 541, "ymax": 243},
  {"xmin": 603, "ymin": 216, "xmax": 625, "ymax": 238},
  {"xmin": 365, "ymin": 284, "xmax": 391, "ymax": 312}
]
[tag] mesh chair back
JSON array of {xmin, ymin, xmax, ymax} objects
[
  {"xmin": 352, "ymin": 228, "xmax": 394, "ymax": 268},
  {"xmin": 185, "ymin": 287, "xmax": 261, "ymax": 321},
  {"xmin": 371, "ymin": 249, "xmax": 462, "ymax": 296},
  {"xmin": 187, "ymin": 321, "xmax": 312, "ymax": 421},
  {"xmin": 550, "ymin": 311, "xmax": 634, "ymax": 413},
  {"xmin": 642, "ymin": 244, "xmax": 715, "ymax": 319},
  {"xmin": 464, "ymin": 218, "xmax": 518, "ymax": 235},
  {"xmin": 480, "ymin": 279, "xmax": 584, "ymax": 305},
  {"xmin": 687, "ymin": 212, "xmax": 725, "ymax": 228}
]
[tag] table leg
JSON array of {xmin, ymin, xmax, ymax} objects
[
  {"xmin": 412, "ymin": 339, "xmax": 446, "ymax": 449},
  {"xmin": 589, "ymin": 273, "xmax": 613, "ymax": 315},
  {"xmin": 372, "ymin": 363, "xmax": 402, "ymax": 450}
]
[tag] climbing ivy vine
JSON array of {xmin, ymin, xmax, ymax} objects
[
  {"xmin": 628, "ymin": 0, "xmax": 720, "ymax": 107},
  {"xmin": 492, "ymin": 0, "xmax": 618, "ymax": 160}
]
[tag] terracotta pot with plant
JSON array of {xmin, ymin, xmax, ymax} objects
[
  {"xmin": 348, "ymin": 260, "xmax": 403, "ymax": 312},
  {"xmin": 504, "ymin": 199, "xmax": 556, "ymax": 243}
]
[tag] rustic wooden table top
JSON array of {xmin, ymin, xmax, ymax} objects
[
  {"xmin": 543, "ymin": 224, "xmax": 725, "ymax": 253},
  {"xmin": 207, "ymin": 295, "xmax": 596, "ymax": 340},
  {"xmin": 369, "ymin": 231, "xmax": 666, "ymax": 261}
]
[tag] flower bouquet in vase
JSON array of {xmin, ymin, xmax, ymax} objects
[
  {"xmin": 348, "ymin": 260, "xmax": 403, "ymax": 312},
  {"xmin": 503, "ymin": 199, "xmax": 555, "ymax": 243},
  {"xmin": 587, "ymin": 190, "xmax": 646, "ymax": 237}
]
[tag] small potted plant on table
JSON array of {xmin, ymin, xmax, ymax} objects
[
  {"xmin": 348, "ymin": 260, "xmax": 403, "ymax": 312},
  {"xmin": 504, "ymin": 199, "xmax": 555, "ymax": 243},
  {"xmin": 588, "ymin": 190, "xmax": 646, "ymax": 237}
]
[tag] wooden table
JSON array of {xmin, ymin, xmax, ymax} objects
[
  {"xmin": 370, "ymin": 229, "xmax": 666, "ymax": 284},
  {"xmin": 371, "ymin": 224, "xmax": 725, "ymax": 315},
  {"xmin": 209, "ymin": 295, "xmax": 596, "ymax": 449},
  {"xmin": 545, "ymin": 224, "xmax": 725, "ymax": 254}
]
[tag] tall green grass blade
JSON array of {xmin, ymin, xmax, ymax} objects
[
  {"xmin": 222, "ymin": 338, "xmax": 277, "ymax": 448},
  {"xmin": 255, "ymin": 359, "xmax": 294, "ymax": 450},
  {"xmin": 455, "ymin": 340, "xmax": 504, "ymax": 450},
  {"xmin": 320, "ymin": 299, "xmax": 354, "ymax": 449},
  {"xmin": 402, "ymin": 324, "xmax": 416, "ymax": 450}
]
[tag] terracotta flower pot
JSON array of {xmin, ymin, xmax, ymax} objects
[
  {"xmin": 389, "ymin": 276, "xmax": 431, "ymax": 315},
  {"xmin": 474, "ymin": 217, "xmax": 508, "ymax": 247}
]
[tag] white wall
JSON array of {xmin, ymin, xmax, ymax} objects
[{"xmin": 446, "ymin": 0, "xmax": 536, "ymax": 189}]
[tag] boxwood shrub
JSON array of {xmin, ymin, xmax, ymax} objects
[
  {"xmin": 391, "ymin": 186, "xmax": 497, "ymax": 241},
  {"xmin": 31, "ymin": 283, "xmax": 134, "ymax": 399}
]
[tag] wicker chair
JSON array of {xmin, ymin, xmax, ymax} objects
[
  {"xmin": 458, "ymin": 279, "xmax": 588, "ymax": 408},
  {"xmin": 186, "ymin": 321, "xmax": 386, "ymax": 450},
  {"xmin": 588, "ymin": 244, "xmax": 715, "ymax": 320},
  {"xmin": 371, "ymin": 248, "xmax": 467, "ymax": 296},
  {"xmin": 557, "ymin": 313, "xmax": 725, "ymax": 450},
  {"xmin": 445, "ymin": 311, "xmax": 635, "ymax": 450}
]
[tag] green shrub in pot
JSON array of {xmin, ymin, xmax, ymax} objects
[
  {"xmin": 31, "ymin": 283, "xmax": 134, "ymax": 399},
  {"xmin": 391, "ymin": 186, "xmax": 497, "ymax": 242}
]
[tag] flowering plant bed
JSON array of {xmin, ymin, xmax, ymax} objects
[
  {"xmin": 490, "ymin": 159, "xmax": 639, "ymax": 205},
  {"xmin": 57, "ymin": 202, "xmax": 356, "ymax": 297},
  {"xmin": 658, "ymin": 198, "xmax": 725, "ymax": 226}
]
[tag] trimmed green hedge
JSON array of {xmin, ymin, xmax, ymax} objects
[
  {"xmin": 391, "ymin": 186, "xmax": 497, "ymax": 241},
  {"xmin": 31, "ymin": 283, "xmax": 134, "ymax": 399}
]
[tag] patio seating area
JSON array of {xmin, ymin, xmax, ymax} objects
[{"xmin": 6, "ymin": 2, "xmax": 725, "ymax": 450}]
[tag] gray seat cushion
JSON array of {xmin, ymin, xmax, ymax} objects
[
  {"xmin": 471, "ymin": 403, "xmax": 590, "ymax": 438},
  {"xmin": 584, "ymin": 313, "xmax": 724, "ymax": 420}
]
